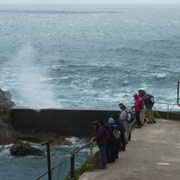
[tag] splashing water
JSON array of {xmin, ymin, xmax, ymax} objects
[{"xmin": 10, "ymin": 45, "xmax": 59, "ymax": 108}]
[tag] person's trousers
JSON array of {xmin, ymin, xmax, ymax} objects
[
  {"xmin": 123, "ymin": 121, "xmax": 130, "ymax": 143},
  {"xmin": 99, "ymin": 146, "xmax": 107, "ymax": 168},
  {"xmin": 135, "ymin": 111, "xmax": 142, "ymax": 127},
  {"xmin": 120, "ymin": 132, "xmax": 126, "ymax": 150},
  {"xmin": 114, "ymin": 139, "xmax": 120, "ymax": 159},
  {"xmin": 106, "ymin": 141, "xmax": 115, "ymax": 163},
  {"xmin": 140, "ymin": 110, "xmax": 146, "ymax": 125},
  {"xmin": 146, "ymin": 107, "xmax": 156, "ymax": 123}
]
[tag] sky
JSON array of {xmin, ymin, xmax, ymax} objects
[{"xmin": 0, "ymin": 0, "xmax": 180, "ymax": 4}]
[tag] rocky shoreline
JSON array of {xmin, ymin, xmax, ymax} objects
[
  {"xmin": 0, "ymin": 89, "xmax": 88, "ymax": 157},
  {"xmin": 0, "ymin": 89, "xmax": 16, "ymax": 145}
]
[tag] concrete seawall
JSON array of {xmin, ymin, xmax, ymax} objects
[
  {"xmin": 11, "ymin": 108, "xmax": 180, "ymax": 138},
  {"xmin": 11, "ymin": 108, "xmax": 119, "ymax": 137}
]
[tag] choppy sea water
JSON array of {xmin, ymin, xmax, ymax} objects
[
  {"xmin": 0, "ymin": 4, "xmax": 180, "ymax": 180},
  {"xmin": 0, "ymin": 4, "xmax": 180, "ymax": 110},
  {"xmin": 0, "ymin": 138, "xmax": 89, "ymax": 180}
]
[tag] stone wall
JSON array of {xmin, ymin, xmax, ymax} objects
[
  {"xmin": 11, "ymin": 108, "xmax": 180, "ymax": 138},
  {"xmin": 11, "ymin": 108, "xmax": 119, "ymax": 138},
  {"xmin": 87, "ymin": 147, "xmax": 102, "ymax": 170}
]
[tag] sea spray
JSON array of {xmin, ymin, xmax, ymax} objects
[{"xmin": 11, "ymin": 45, "xmax": 59, "ymax": 108}]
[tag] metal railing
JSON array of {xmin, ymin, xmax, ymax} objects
[
  {"xmin": 36, "ymin": 141, "xmax": 94, "ymax": 180},
  {"xmin": 154, "ymin": 101, "xmax": 180, "ymax": 120}
]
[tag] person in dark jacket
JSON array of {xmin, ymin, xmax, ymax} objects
[
  {"xmin": 108, "ymin": 117, "xmax": 121, "ymax": 159},
  {"xmin": 142, "ymin": 93, "xmax": 156, "ymax": 124},
  {"xmin": 113, "ymin": 113, "xmax": 126, "ymax": 151},
  {"xmin": 91, "ymin": 121, "xmax": 107, "ymax": 169},
  {"xmin": 101, "ymin": 122, "xmax": 116, "ymax": 163}
]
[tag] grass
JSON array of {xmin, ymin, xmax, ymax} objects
[
  {"xmin": 153, "ymin": 111, "xmax": 162, "ymax": 119},
  {"xmin": 65, "ymin": 160, "xmax": 88, "ymax": 180}
]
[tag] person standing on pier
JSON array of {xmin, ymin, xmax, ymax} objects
[
  {"xmin": 131, "ymin": 94, "xmax": 142, "ymax": 128},
  {"xmin": 142, "ymin": 93, "xmax": 156, "ymax": 124},
  {"xmin": 138, "ymin": 90, "xmax": 146, "ymax": 125},
  {"xmin": 91, "ymin": 121, "xmax": 107, "ymax": 169}
]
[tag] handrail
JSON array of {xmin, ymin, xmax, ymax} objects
[
  {"xmin": 72, "ymin": 141, "xmax": 93, "ymax": 155},
  {"xmin": 36, "ymin": 156, "xmax": 71, "ymax": 180},
  {"xmin": 153, "ymin": 101, "xmax": 180, "ymax": 120},
  {"xmin": 155, "ymin": 102, "xmax": 177, "ymax": 106},
  {"xmin": 36, "ymin": 141, "xmax": 94, "ymax": 180}
]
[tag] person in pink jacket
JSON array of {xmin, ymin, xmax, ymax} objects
[{"xmin": 131, "ymin": 94, "xmax": 142, "ymax": 128}]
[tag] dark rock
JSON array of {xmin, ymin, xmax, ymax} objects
[
  {"xmin": 0, "ymin": 89, "xmax": 16, "ymax": 145},
  {"xmin": 0, "ymin": 89, "xmax": 15, "ymax": 108},
  {"xmin": 10, "ymin": 143, "xmax": 44, "ymax": 156}
]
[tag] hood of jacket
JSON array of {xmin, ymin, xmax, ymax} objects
[
  {"xmin": 108, "ymin": 118, "xmax": 115, "ymax": 125},
  {"xmin": 134, "ymin": 93, "xmax": 139, "ymax": 100},
  {"xmin": 93, "ymin": 121, "xmax": 101, "ymax": 129}
]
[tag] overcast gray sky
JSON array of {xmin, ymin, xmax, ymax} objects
[{"xmin": 0, "ymin": 0, "xmax": 180, "ymax": 4}]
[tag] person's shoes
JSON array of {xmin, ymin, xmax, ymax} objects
[
  {"xmin": 147, "ymin": 122, "xmax": 153, "ymax": 124},
  {"xmin": 99, "ymin": 166, "xmax": 107, "ymax": 169},
  {"xmin": 108, "ymin": 159, "xmax": 115, "ymax": 163},
  {"xmin": 135, "ymin": 126, "xmax": 141, "ymax": 128},
  {"xmin": 107, "ymin": 160, "xmax": 113, "ymax": 163},
  {"xmin": 153, "ymin": 121, "xmax": 156, "ymax": 123}
]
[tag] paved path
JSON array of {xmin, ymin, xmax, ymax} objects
[{"xmin": 79, "ymin": 119, "xmax": 180, "ymax": 180}]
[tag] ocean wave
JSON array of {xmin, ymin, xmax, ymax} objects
[
  {"xmin": 0, "ymin": 144, "xmax": 12, "ymax": 158},
  {"xmin": 107, "ymin": 47, "xmax": 145, "ymax": 54},
  {"xmin": 122, "ymin": 80, "xmax": 129, "ymax": 86},
  {"xmin": 52, "ymin": 64, "xmax": 65, "ymax": 70},
  {"xmin": 156, "ymin": 73, "xmax": 167, "ymax": 79},
  {"xmin": 65, "ymin": 137, "xmax": 87, "ymax": 145}
]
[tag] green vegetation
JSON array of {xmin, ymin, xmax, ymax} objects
[
  {"xmin": 153, "ymin": 111, "xmax": 162, "ymax": 119},
  {"xmin": 65, "ymin": 160, "xmax": 88, "ymax": 180}
]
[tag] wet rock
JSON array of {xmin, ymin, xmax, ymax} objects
[
  {"xmin": 0, "ymin": 89, "xmax": 16, "ymax": 145},
  {"xmin": 10, "ymin": 143, "xmax": 44, "ymax": 156},
  {"xmin": 62, "ymin": 139, "xmax": 73, "ymax": 146},
  {"xmin": 0, "ymin": 90, "xmax": 15, "ymax": 108}
]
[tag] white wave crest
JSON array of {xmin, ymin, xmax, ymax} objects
[
  {"xmin": 156, "ymin": 73, "xmax": 167, "ymax": 79},
  {"xmin": 0, "ymin": 144, "xmax": 13, "ymax": 158}
]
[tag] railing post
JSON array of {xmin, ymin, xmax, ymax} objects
[
  {"xmin": 90, "ymin": 144, "xmax": 93, "ymax": 155},
  {"xmin": 71, "ymin": 154, "xmax": 75, "ymax": 180},
  {"xmin": 178, "ymin": 82, "xmax": 180, "ymax": 106},
  {"xmin": 167, "ymin": 104, "xmax": 169, "ymax": 120},
  {"xmin": 42, "ymin": 142, "xmax": 52, "ymax": 180}
]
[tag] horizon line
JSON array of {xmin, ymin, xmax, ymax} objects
[{"xmin": 0, "ymin": 3, "xmax": 180, "ymax": 5}]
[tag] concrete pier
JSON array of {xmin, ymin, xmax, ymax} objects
[{"xmin": 79, "ymin": 119, "xmax": 180, "ymax": 180}]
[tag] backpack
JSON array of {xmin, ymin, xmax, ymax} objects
[
  {"xmin": 125, "ymin": 109, "xmax": 135, "ymax": 124},
  {"xmin": 104, "ymin": 128, "xmax": 110, "ymax": 141},
  {"xmin": 112, "ymin": 127, "xmax": 121, "ymax": 139},
  {"xmin": 142, "ymin": 94, "xmax": 155, "ymax": 107},
  {"xmin": 148, "ymin": 95, "xmax": 155, "ymax": 106},
  {"xmin": 140, "ymin": 99, "xmax": 145, "ymax": 109}
]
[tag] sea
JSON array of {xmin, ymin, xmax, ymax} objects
[{"xmin": 0, "ymin": 4, "xmax": 180, "ymax": 180}]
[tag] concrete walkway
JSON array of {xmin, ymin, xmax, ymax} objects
[{"xmin": 80, "ymin": 119, "xmax": 180, "ymax": 180}]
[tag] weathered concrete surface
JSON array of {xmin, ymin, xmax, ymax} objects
[
  {"xmin": 11, "ymin": 108, "xmax": 119, "ymax": 137},
  {"xmin": 11, "ymin": 107, "xmax": 180, "ymax": 139},
  {"xmin": 79, "ymin": 119, "xmax": 180, "ymax": 180}
]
